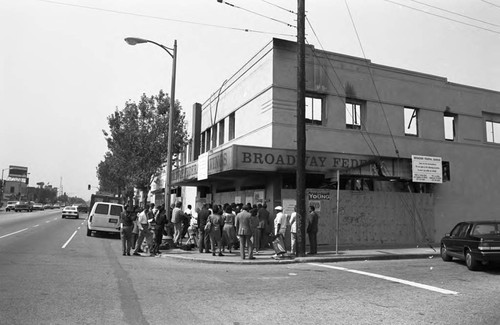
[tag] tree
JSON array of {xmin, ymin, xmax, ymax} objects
[{"xmin": 98, "ymin": 90, "xmax": 189, "ymax": 204}]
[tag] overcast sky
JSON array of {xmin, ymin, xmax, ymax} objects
[{"xmin": 1, "ymin": 0, "xmax": 499, "ymax": 201}]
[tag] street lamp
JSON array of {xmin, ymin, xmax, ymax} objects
[{"xmin": 124, "ymin": 37, "xmax": 177, "ymax": 222}]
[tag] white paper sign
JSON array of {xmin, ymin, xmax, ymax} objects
[{"xmin": 412, "ymin": 155, "xmax": 442, "ymax": 183}]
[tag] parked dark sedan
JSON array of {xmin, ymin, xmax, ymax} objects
[{"xmin": 441, "ymin": 221, "xmax": 500, "ymax": 271}]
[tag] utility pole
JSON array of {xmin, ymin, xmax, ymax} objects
[{"xmin": 296, "ymin": 0, "xmax": 307, "ymax": 257}]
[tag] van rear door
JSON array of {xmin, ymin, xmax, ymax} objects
[{"xmin": 91, "ymin": 203, "xmax": 119, "ymax": 229}]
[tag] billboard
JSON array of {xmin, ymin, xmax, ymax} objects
[{"xmin": 8, "ymin": 165, "xmax": 28, "ymax": 178}]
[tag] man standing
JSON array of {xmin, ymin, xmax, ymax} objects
[
  {"xmin": 307, "ymin": 205, "xmax": 319, "ymax": 255},
  {"xmin": 289, "ymin": 206, "xmax": 297, "ymax": 256},
  {"xmin": 256, "ymin": 203, "xmax": 269, "ymax": 251},
  {"xmin": 133, "ymin": 205, "xmax": 154, "ymax": 256},
  {"xmin": 120, "ymin": 204, "xmax": 136, "ymax": 256},
  {"xmin": 197, "ymin": 204, "xmax": 211, "ymax": 253},
  {"xmin": 171, "ymin": 201, "xmax": 183, "ymax": 247},
  {"xmin": 235, "ymin": 205, "xmax": 254, "ymax": 260},
  {"xmin": 273, "ymin": 206, "xmax": 287, "ymax": 258}
]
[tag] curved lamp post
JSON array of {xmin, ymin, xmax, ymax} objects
[{"xmin": 125, "ymin": 37, "xmax": 177, "ymax": 220}]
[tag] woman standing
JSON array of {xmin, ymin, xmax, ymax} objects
[
  {"xmin": 222, "ymin": 205, "xmax": 237, "ymax": 253},
  {"xmin": 209, "ymin": 205, "xmax": 225, "ymax": 256}
]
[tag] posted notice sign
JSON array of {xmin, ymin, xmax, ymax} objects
[{"xmin": 412, "ymin": 155, "xmax": 442, "ymax": 183}]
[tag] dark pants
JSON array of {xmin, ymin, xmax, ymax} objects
[
  {"xmin": 239, "ymin": 234, "xmax": 253, "ymax": 260},
  {"xmin": 121, "ymin": 226, "xmax": 133, "ymax": 254},
  {"xmin": 308, "ymin": 231, "xmax": 317, "ymax": 254},
  {"xmin": 154, "ymin": 225, "xmax": 164, "ymax": 253},
  {"xmin": 198, "ymin": 229, "xmax": 211, "ymax": 253},
  {"xmin": 255, "ymin": 228, "xmax": 264, "ymax": 250}
]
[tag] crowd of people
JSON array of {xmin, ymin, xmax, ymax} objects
[{"xmin": 119, "ymin": 201, "xmax": 320, "ymax": 259}]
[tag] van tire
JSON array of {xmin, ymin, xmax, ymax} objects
[{"xmin": 87, "ymin": 228, "xmax": 91, "ymax": 236}]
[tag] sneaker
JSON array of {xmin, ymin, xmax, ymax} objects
[
  {"xmin": 248, "ymin": 256, "xmax": 256, "ymax": 260},
  {"xmin": 218, "ymin": 253, "xmax": 224, "ymax": 257},
  {"xmin": 127, "ymin": 253, "xmax": 131, "ymax": 256},
  {"xmin": 133, "ymin": 252, "xmax": 141, "ymax": 256},
  {"xmin": 122, "ymin": 253, "xmax": 126, "ymax": 256}
]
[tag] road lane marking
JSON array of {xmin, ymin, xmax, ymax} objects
[
  {"xmin": 308, "ymin": 263, "xmax": 458, "ymax": 295},
  {"xmin": 62, "ymin": 230, "xmax": 78, "ymax": 249},
  {"xmin": 0, "ymin": 228, "xmax": 29, "ymax": 239},
  {"xmin": 33, "ymin": 225, "xmax": 39, "ymax": 227},
  {"xmin": 45, "ymin": 220, "xmax": 51, "ymax": 223}
]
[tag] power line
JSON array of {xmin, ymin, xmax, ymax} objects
[
  {"xmin": 261, "ymin": 0, "xmax": 296, "ymax": 15},
  {"xmin": 345, "ymin": 0, "xmax": 400, "ymax": 158},
  {"xmin": 407, "ymin": 0, "xmax": 500, "ymax": 28},
  {"xmin": 383, "ymin": 0, "xmax": 500, "ymax": 35},
  {"xmin": 38, "ymin": 0, "xmax": 295, "ymax": 37},
  {"xmin": 219, "ymin": 1, "xmax": 296, "ymax": 28},
  {"xmin": 480, "ymin": 0, "xmax": 500, "ymax": 9}
]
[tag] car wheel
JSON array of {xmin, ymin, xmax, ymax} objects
[
  {"xmin": 87, "ymin": 228, "xmax": 91, "ymax": 236},
  {"xmin": 62, "ymin": 216, "xmax": 65, "ymax": 218},
  {"xmin": 441, "ymin": 244, "xmax": 452, "ymax": 262},
  {"xmin": 465, "ymin": 250, "xmax": 479, "ymax": 271}
]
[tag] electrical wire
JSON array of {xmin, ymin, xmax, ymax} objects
[
  {"xmin": 382, "ymin": 0, "xmax": 500, "ymax": 35},
  {"xmin": 260, "ymin": 0, "xmax": 296, "ymax": 15},
  {"xmin": 220, "ymin": 1, "xmax": 296, "ymax": 28},
  {"xmin": 480, "ymin": 0, "xmax": 500, "ymax": 9},
  {"xmin": 344, "ymin": 0, "xmax": 400, "ymax": 159},
  {"xmin": 408, "ymin": 0, "xmax": 500, "ymax": 28},
  {"xmin": 37, "ymin": 0, "xmax": 295, "ymax": 37}
]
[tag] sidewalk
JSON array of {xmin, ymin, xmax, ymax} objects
[{"xmin": 150, "ymin": 244, "xmax": 440, "ymax": 265}]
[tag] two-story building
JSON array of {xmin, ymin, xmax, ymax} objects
[{"xmin": 167, "ymin": 38, "xmax": 500, "ymax": 248}]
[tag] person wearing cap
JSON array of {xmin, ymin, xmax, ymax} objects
[
  {"xmin": 273, "ymin": 206, "xmax": 287, "ymax": 237},
  {"xmin": 273, "ymin": 205, "xmax": 287, "ymax": 258}
]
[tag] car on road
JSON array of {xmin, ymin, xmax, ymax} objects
[
  {"xmin": 52, "ymin": 203, "xmax": 61, "ymax": 209},
  {"xmin": 76, "ymin": 205, "xmax": 89, "ymax": 213},
  {"xmin": 14, "ymin": 201, "xmax": 33, "ymax": 212},
  {"xmin": 43, "ymin": 204, "xmax": 52, "ymax": 209},
  {"xmin": 5, "ymin": 201, "xmax": 18, "ymax": 212},
  {"xmin": 441, "ymin": 221, "xmax": 500, "ymax": 271},
  {"xmin": 62, "ymin": 206, "xmax": 79, "ymax": 219},
  {"xmin": 32, "ymin": 203, "xmax": 45, "ymax": 211}
]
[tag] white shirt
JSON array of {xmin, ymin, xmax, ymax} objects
[
  {"xmin": 137, "ymin": 211, "xmax": 148, "ymax": 224},
  {"xmin": 290, "ymin": 212, "xmax": 297, "ymax": 233},
  {"xmin": 274, "ymin": 212, "xmax": 287, "ymax": 235}
]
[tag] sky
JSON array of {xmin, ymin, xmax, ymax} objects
[{"xmin": 1, "ymin": 0, "xmax": 500, "ymax": 201}]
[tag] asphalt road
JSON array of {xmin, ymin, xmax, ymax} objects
[{"xmin": 1, "ymin": 209, "xmax": 499, "ymax": 325}]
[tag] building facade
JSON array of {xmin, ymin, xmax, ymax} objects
[{"xmin": 171, "ymin": 38, "xmax": 500, "ymax": 247}]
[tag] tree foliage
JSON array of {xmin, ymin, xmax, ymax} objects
[{"xmin": 97, "ymin": 90, "xmax": 189, "ymax": 201}]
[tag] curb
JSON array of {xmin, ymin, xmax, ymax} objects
[{"xmin": 158, "ymin": 252, "xmax": 439, "ymax": 265}]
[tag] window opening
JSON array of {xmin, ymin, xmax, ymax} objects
[
  {"xmin": 306, "ymin": 96, "xmax": 323, "ymax": 125},
  {"xmin": 345, "ymin": 101, "xmax": 361, "ymax": 129},
  {"xmin": 486, "ymin": 121, "xmax": 500, "ymax": 144},
  {"xmin": 404, "ymin": 107, "xmax": 418, "ymax": 136},
  {"xmin": 444, "ymin": 113, "xmax": 456, "ymax": 141}
]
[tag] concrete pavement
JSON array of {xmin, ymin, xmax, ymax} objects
[{"xmin": 147, "ymin": 244, "xmax": 440, "ymax": 265}]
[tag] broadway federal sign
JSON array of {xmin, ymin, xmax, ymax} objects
[{"xmin": 172, "ymin": 145, "xmax": 411, "ymax": 184}]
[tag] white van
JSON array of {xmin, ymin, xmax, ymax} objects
[{"xmin": 86, "ymin": 202, "xmax": 123, "ymax": 236}]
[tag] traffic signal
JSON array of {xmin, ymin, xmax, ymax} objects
[{"xmin": 88, "ymin": 184, "xmax": 91, "ymax": 190}]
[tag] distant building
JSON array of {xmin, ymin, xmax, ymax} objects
[{"xmin": 166, "ymin": 38, "xmax": 500, "ymax": 247}]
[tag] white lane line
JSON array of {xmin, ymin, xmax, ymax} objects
[
  {"xmin": 62, "ymin": 231, "xmax": 78, "ymax": 249},
  {"xmin": 0, "ymin": 228, "xmax": 29, "ymax": 239},
  {"xmin": 45, "ymin": 220, "xmax": 51, "ymax": 223},
  {"xmin": 33, "ymin": 225, "xmax": 40, "ymax": 227},
  {"xmin": 308, "ymin": 263, "xmax": 458, "ymax": 295}
]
